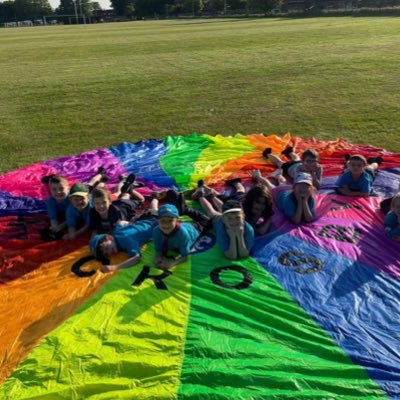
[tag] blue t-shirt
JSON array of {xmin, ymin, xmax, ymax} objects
[
  {"xmin": 276, "ymin": 190, "xmax": 316, "ymax": 220},
  {"xmin": 384, "ymin": 212, "xmax": 400, "ymax": 238},
  {"xmin": 45, "ymin": 196, "xmax": 70, "ymax": 221},
  {"xmin": 113, "ymin": 218, "xmax": 158, "ymax": 257},
  {"xmin": 215, "ymin": 219, "xmax": 255, "ymax": 253},
  {"xmin": 66, "ymin": 203, "xmax": 92, "ymax": 229},
  {"xmin": 336, "ymin": 170, "xmax": 373, "ymax": 194},
  {"xmin": 153, "ymin": 222, "xmax": 200, "ymax": 257}
]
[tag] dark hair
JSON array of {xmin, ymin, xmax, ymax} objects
[
  {"xmin": 222, "ymin": 199, "xmax": 243, "ymax": 213},
  {"xmin": 96, "ymin": 236, "xmax": 111, "ymax": 264},
  {"xmin": 243, "ymin": 186, "xmax": 273, "ymax": 221},
  {"xmin": 301, "ymin": 149, "xmax": 319, "ymax": 161},
  {"xmin": 41, "ymin": 174, "xmax": 68, "ymax": 186}
]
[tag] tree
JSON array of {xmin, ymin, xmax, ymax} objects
[
  {"xmin": 0, "ymin": 1, "xmax": 17, "ymax": 21},
  {"xmin": 110, "ymin": 0, "xmax": 135, "ymax": 15},
  {"xmin": 56, "ymin": 0, "xmax": 95, "ymax": 17},
  {"xmin": 11, "ymin": 0, "xmax": 52, "ymax": 19}
]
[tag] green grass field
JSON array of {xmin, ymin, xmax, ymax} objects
[{"xmin": 1, "ymin": 17, "xmax": 399, "ymax": 172}]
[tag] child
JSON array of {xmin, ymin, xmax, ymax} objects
[
  {"xmin": 215, "ymin": 200, "xmax": 255, "ymax": 260},
  {"xmin": 242, "ymin": 185, "xmax": 274, "ymax": 236},
  {"xmin": 263, "ymin": 147, "xmax": 323, "ymax": 188},
  {"xmin": 197, "ymin": 176, "xmax": 273, "ymax": 236},
  {"xmin": 153, "ymin": 204, "xmax": 209, "ymax": 270},
  {"xmin": 41, "ymin": 174, "xmax": 70, "ymax": 240},
  {"xmin": 336, "ymin": 155, "xmax": 381, "ymax": 197},
  {"xmin": 90, "ymin": 199, "xmax": 159, "ymax": 272},
  {"xmin": 64, "ymin": 183, "xmax": 92, "ymax": 241},
  {"xmin": 89, "ymin": 182, "xmax": 144, "ymax": 233},
  {"xmin": 276, "ymin": 172, "xmax": 316, "ymax": 224},
  {"xmin": 383, "ymin": 194, "xmax": 400, "ymax": 241}
]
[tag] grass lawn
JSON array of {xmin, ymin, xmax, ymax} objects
[{"xmin": 1, "ymin": 17, "xmax": 399, "ymax": 173}]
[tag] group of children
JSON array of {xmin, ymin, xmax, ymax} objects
[{"xmin": 41, "ymin": 146, "xmax": 400, "ymax": 274}]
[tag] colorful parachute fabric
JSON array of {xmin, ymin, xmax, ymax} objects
[{"xmin": 0, "ymin": 133, "xmax": 399, "ymax": 399}]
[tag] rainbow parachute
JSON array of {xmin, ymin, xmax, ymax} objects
[{"xmin": 0, "ymin": 133, "xmax": 400, "ymax": 399}]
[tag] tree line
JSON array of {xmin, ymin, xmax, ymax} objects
[{"xmin": 0, "ymin": 0, "xmax": 282, "ymax": 22}]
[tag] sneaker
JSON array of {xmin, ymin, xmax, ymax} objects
[
  {"xmin": 118, "ymin": 174, "xmax": 126, "ymax": 181},
  {"xmin": 120, "ymin": 173, "xmax": 136, "ymax": 193},
  {"xmin": 281, "ymin": 146, "xmax": 293, "ymax": 157},
  {"xmin": 197, "ymin": 179, "xmax": 205, "ymax": 188},
  {"xmin": 262, "ymin": 148, "xmax": 272, "ymax": 158},
  {"xmin": 97, "ymin": 166, "xmax": 107, "ymax": 175}
]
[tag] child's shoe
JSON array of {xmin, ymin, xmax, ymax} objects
[
  {"xmin": 281, "ymin": 146, "xmax": 294, "ymax": 157},
  {"xmin": 262, "ymin": 148, "xmax": 272, "ymax": 158},
  {"xmin": 121, "ymin": 173, "xmax": 136, "ymax": 193}
]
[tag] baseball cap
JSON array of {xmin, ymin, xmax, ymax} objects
[
  {"xmin": 69, "ymin": 183, "xmax": 89, "ymax": 198},
  {"xmin": 294, "ymin": 172, "xmax": 313, "ymax": 186},
  {"xmin": 89, "ymin": 234, "xmax": 107, "ymax": 259},
  {"xmin": 158, "ymin": 204, "xmax": 179, "ymax": 219}
]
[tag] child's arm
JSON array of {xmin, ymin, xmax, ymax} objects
[
  {"xmin": 255, "ymin": 219, "xmax": 271, "ymax": 236},
  {"xmin": 311, "ymin": 165, "xmax": 322, "ymax": 189},
  {"xmin": 301, "ymin": 198, "xmax": 314, "ymax": 223},
  {"xmin": 235, "ymin": 226, "xmax": 250, "ymax": 258},
  {"xmin": 223, "ymin": 229, "xmax": 239, "ymax": 260},
  {"xmin": 50, "ymin": 219, "xmax": 66, "ymax": 232},
  {"xmin": 159, "ymin": 255, "xmax": 188, "ymax": 270},
  {"xmin": 337, "ymin": 185, "xmax": 369, "ymax": 197},
  {"xmin": 130, "ymin": 189, "xmax": 145, "ymax": 203},
  {"xmin": 291, "ymin": 199, "xmax": 304, "ymax": 225},
  {"xmin": 102, "ymin": 254, "xmax": 141, "ymax": 273}
]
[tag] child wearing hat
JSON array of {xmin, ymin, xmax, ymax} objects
[
  {"xmin": 153, "ymin": 204, "xmax": 209, "ymax": 270},
  {"xmin": 64, "ymin": 183, "xmax": 92, "ymax": 241},
  {"xmin": 90, "ymin": 198, "xmax": 159, "ymax": 272},
  {"xmin": 276, "ymin": 172, "xmax": 316, "ymax": 224},
  {"xmin": 215, "ymin": 200, "xmax": 255, "ymax": 260},
  {"xmin": 336, "ymin": 154, "xmax": 381, "ymax": 197}
]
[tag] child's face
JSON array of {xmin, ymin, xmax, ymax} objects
[
  {"xmin": 349, "ymin": 160, "xmax": 365, "ymax": 175},
  {"xmin": 99, "ymin": 236, "xmax": 118, "ymax": 257},
  {"xmin": 159, "ymin": 217, "xmax": 178, "ymax": 234},
  {"xmin": 71, "ymin": 195, "xmax": 89, "ymax": 212},
  {"xmin": 223, "ymin": 211, "xmax": 244, "ymax": 230},
  {"xmin": 302, "ymin": 156, "xmax": 318, "ymax": 172},
  {"xmin": 393, "ymin": 199, "xmax": 400, "ymax": 217},
  {"xmin": 93, "ymin": 196, "xmax": 111, "ymax": 214},
  {"xmin": 252, "ymin": 197, "xmax": 267, "ymax": 216},
  {"xmin": 294, "ymin": 182, "xmax": 312, "ymax": 198},
  {"xmin": 49, "ymin": 182, "xmax": 69, "ymax": 201}
]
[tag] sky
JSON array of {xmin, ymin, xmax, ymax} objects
[{"xmin": 48, "ymin": 0, "xmax": 112, "ymax": 10}]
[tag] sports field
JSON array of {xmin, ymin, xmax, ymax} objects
[{"xmin": 1, "ymin": 17, "xmax": 399, "ymax": 172}]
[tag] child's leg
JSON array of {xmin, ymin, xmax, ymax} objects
[
  {"xmin": 262, "ymin": 148, "xmax": 285, "ymax": 167},
  {"xmin": 232, "ymin": 181, "xmax": 245, "ymax": 193},
  {"xmin": 289, "ymin": 151, "xmax": 301, "ymax": 162},
  {"xmin": 253, "ymin": 170, "xmax": 277, "ymax": 190},
  {"xmin": 209, "ymin": 195, "xmax": 223, "ymax": 212},
  {"xmin": 366, "ymin": 162, "xmax": 379, "ymax": 173},
  {"xmin": 267, "ymin": 154, "xmax": 284, "ymax": 167},
  {"xmin": 199, "ymin": 197, "xmax": 220, "ymax": 219},
  {"xmin": 88, "ymin": 167, "xmax": 108, "ymax": 190}
]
